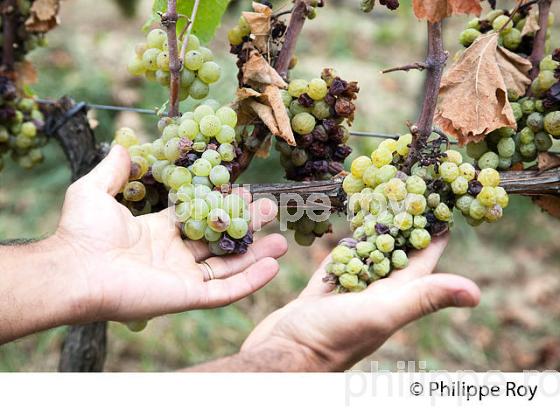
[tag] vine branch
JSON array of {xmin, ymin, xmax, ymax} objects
[
  {"xmin": 1, "ymin": 0, "xmax": 16, "ymax": 72},
  {"xmin": 403, "ymin": 21, "xmax": 447, "ymax": 173},
  {"xmin": 274, "ymin": 0, "xmax": 310, "ymax": 79},
  {"xmin": 163, "ymin": 0, "xmax": 180, "ymax": 117},
  {"xmin": 529, "ymin": 0, "xmax": 553, "ymax": 80},
  {"xmin": 381, "ymin": 61, "xmax": 428, "ymax": 74}
]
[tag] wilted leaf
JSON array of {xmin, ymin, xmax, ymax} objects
[
  {"xmin": 412, "ymin": 0, "xmax": 481, "ymax": 23},
  {"xmin": 521, "ymin": 8, "xmax": 540, "ymax": 37},
  {"xmin": 533, "ymin": 195, "xmax": 560, "ymax": 219},
  {"xmin": 537, "ymin": 152, "xmax": 560, "ymax": 172},
  {"xmin": 25, "ymin": 0, "xmax": 60, "ymax": 32},
  {"xmin": 255, "ymin": 134, "xmax": 272, "ymax": 158},
  {"xmin": 150, "ymin": 0, "xmax": 230, "ymax": 43},
  {"xmin": 249, "ymin": 101, "xmax": 279, "ymax": 135},
  {"xmin": 263, "ymin": 85, "xmax": 295, "ymax": 145},
  {"xmin": 242, "ymin": 52, "xmax": 287, "ymax": 88},
  {"xmin": 435, "ymin": 33, "xmax": 530, "ymax": 145}
]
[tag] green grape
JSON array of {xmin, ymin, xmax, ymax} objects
[
  {"xmin": 184, "ymin": 50, "xmax": 204, "ymax": 71},
  {"xmin": 493, "ymin": 15, "xmax": 513, "ymax": 33},
  {"xmin": 215, "ymin": 106, "xmax": 237, "ymax": 128},
  {"xmin": 519, "ymin": 127, "xmax": 535, "ymax": 144},
  {"xmin": 178, "ymin": 119, "xmax": 199, "ymax": 140},
  {"xmin": 207, "ymin": 208, "xmax": 231, "ymax": 232},
  {"xmin": 204, "ymin": 227, "xmax": 222, "ymax": 242},
  {"xmin": 459, "ymin": 28, "xmax": 481, "ymax": 47},
  {"xmin": 168, "ymin": 166, "xmax": 192, "ymax": 190},
  {"xmin": 192, "ymin": 198, "xmax": 210, "ymax": 220},
  {"xmin": 216, "ymin": 125, "xmax": 236, "ymax": 144},
  {"xmin": 384, "ymin": 178, "xmax": 407, "ymax": 201},
  {"xmin": 391, "ymin": 250, "xmax": 408, "ymax": 269},
  {"xmin": 519, "ymin": 142, "xmax": 537, "ymax": 159},
  {"xmin": 223, "ymin": 194, "xmax": 246, "ymax": 218},
  {"xmin": 356, "ymin": 241, "xmax": 376, "ymax": 258},
  {"xmin": 128, "ymin": 55, "xmax": 145, "ymax": 75},
  {"xmin": 209, "ymin": 164, "xmax": 230, "ymax": 186},
  {"xmin": 164, "ymin": 137, "xmax": 181, "ymax": 162},
  {"xmin": 200, "ymin": 150, "xmax": 221, "ymax": 167},
  {"xmin": 511, "ymin": 102, "xmax": 523, "ymax": 121},
  {"xmin": 375, "ymin": 164, "xmax": 397, "ymax": 184},
  {"xmin": 478, "ymin": 168, "xmax": 500, "ymax": 187},
  {"xmin": 115, "ymin": 127, "xmax": 139, "ymax": 148},
  {"xmin": 345, "ymin": 257, "xmax": 364, "ymax": 275},
  {"xmin": 130, "ymin": 155, "xmax": 149, "ymax": 180},
  {"xmin": 458, "ymin": 163, "xmax": 476, "ymax": 180},
  {"xmin": 294, "ymin": 231, "xmax": 316, "ymax": 246},
  {"xmin": 497, "ymin": 137, "xmax": 515, "ymax": 157},
  {"xmin": 175, "ymin": 201, "xmax": 192, "ymax": 222},
  {"xmin": 183, "ymin": 34, "xmax": 201, "ymax": 52},
  {"xmin": 444, "ymin": 149, "xmax": 462, "ymax": 165},
  {"xmin": 184, "ymin": 219, "xmax": 206, "ymax": 240},
  {"xmin": 311, "ymin": 100, "xmax": 331, "ymax": 120},
  {"xmin": 544, "ymin": 111, "xmax": 560, "ymax": 137},
  {"xmin": 192, "ymin": 158, "xmax": 212, "ymax": 177},
  {"xmin": 199, "ymin": 46, "xmax": 214, "ymax": 62},
  {"xmin": 161, "ymin": 164, "xmax": 177, "ymax": 187},
  {"xmin": 373, "ymin": 258, "xmax": 390, "ymax": 277},
  {"xmin": 227, "ymin": 218, "xmax": 249, "ymax": 239},
  {"xmin": 199, "ymin": 115, "xmax": 222, "ymax": 137},
  {"xmin": 466, "ymin": 141, "xmax": 488, "ymax": 160},
  {"xmin": 162, "ymin": 123, "xmax": 179, "ymax": 142},
  {"xmin": 198, "ymin": 61, "xmax": 222, "ymax": 84},
  {"xmin": 376, "ymin": 234, "xmax": 395, "ymax": 253},
  {"xmin": 189, "ymin": 79, "xmax": 210, "ymax": 100},
  {"xmin": 342, "ymin": 174, "xmax": 365, "ymax": 194},
  {"xmin": 434, "ymin": 203, "xmax": 452, "ymax": 221},
  {"xmin": 477, "ymin": 151, "xmax": 499, "ymax": 169},
  {"xmin": 146, "ymin": 28, "xmax": 166, "ymax": 49},
  {"xmin": 291, "ymin": 112, "xmax": 316, "ymax": 135},
  {"xmin": 451, "ymin": 176, "xmax": 469, "ymax": 195},
  {"xmin": 332, "ymin": 245, "xmax": 354, "ymax": 264},
  {"xmin": 535, "ymin": 132, "xmax": 553, "ymax": 152},
  {"xmin": 151, "ymin": 159, "xmax": 170, "ymax": 182},
  {"xmin": 126, "ymin": 320, "xmax": 148, "ymax": 332},
  {"xmin": 156, "ymin": 51, "xmax": 170, "ymax": 71},
  {"xmin": 142, "ymin": 48, "xmax": 160, "ymax": 71},
  {"xmin": 218, "ymin": 143, "xmax": 236, "ymax": 162},
  {"xmin": 339, "ymin": 273, "xmax": 358, "ymax": 290},
  {"xmin": 409, "ymin": 228, "xmax": 431, "ymax": 250},
  {"xmin": 405, "ymin": 193, "xmax": 427, "ymax": 215},
  {"xmin": 439, "ymin": 162, "xmax": 459, "ymax": 182},
  {"xmin": 362, "ymin": 165, "xmax": 378, "ymax": 187},
  {"xmin": 205, "ymin": 191, "xmax": 223, "ymax": 209},
  {"xmin": 350, "ymin": 155, "xmax": 372, "ymax": 178},
  {"xmin": 289, "ymin": 100, "xmax": 309, "ymax": 116},
  {"xmin": 123, "ymin": 181, "xmax": 146, "ymax": 202},
  {"xmin": 155, "ymin": 69, "xmax": 170, "ymax": 86},
  {"xmin": 194, "ymin": 104, "xmax": 214, "ymax": 121},
  {"xmin": 502, "ymin": 28, "xmax": 521, "ymax": 50},
  {"xmin": 405, "ymin": 175, "xmax": 426, "ymax": 194},
  {"xmin": 327, "ymin": 262, "xmax": 347, "ymax": 276},
  {"xmin": 181, "ymin": 69, "xmax": 196, "ymax": 87},
  {"xmin": 393, "ymin": 212, "xmax": 413, "ymax": 230},
  {"xmin": 495, "ymin": 187, "xmax": 509, "ymax": 208},
  {"xmin": 396, "ymin": 133, "xmax": 412, "ymax": 156},
  {"xmin": 307, "ymin": 78, "xmax": 328, "ymax": 100},
  {"xmin": 370, "ymin": 148, "xmax": 393, "ymax": 167},
  {"xmin": 194, "ymin": 184, "xmax": 212, "ymax": 198},
  {"xmin": 526, "ymin": 112, "xmax": 544, "ymax": 132},
  {"xmin": 288, "ymin": 79, "xmax": 308, "ymax": 97}
]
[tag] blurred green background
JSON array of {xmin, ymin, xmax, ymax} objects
[{"xmin": 1, "ymin": 0, "xmax": 560, "ymax": 371}]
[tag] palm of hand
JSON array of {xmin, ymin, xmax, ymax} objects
[
  {"xmin": 55, "ymin": 146, "xmax": 287, "ymax": 323},
  {"xmin": 242, "ymin": 236, "xmax": 480, "ymax": 371}
]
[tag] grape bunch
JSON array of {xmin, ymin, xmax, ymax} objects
[
  {"xmin": 466, "ymin": 52, "xmax": 560, "ymax": 170},
  {"xmin": 128, "ymin": 29, "xmax": 221, "ymax": 101},
  {"xmin": 275, "ymin": 69, "xmax": 358, "ymax": 181},
  {"xmin": 327, "ymin": 136, "xmax": 510, "ymax": 292},
  {"xmin": 113, "ymin": 100, "xmax": 255, "ymax": 255},
  {"xmin": 0, "ymin": 0, "xmax": 48, "ymax": 63},
  {"xmin": 459, "ymin": 7, "xmax": 555, "ymax": 53},
  {"xmin": 0, "ymin": 78, "xmax": 46, "ymax": 173}
]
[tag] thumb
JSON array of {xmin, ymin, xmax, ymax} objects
[
  {"xmin": 82, "ymin": 145, "xmax": 131, "ymax": 196},
  {"xmin": 386, "ymin": 274, "xmax": 480, "ymax": 330}
]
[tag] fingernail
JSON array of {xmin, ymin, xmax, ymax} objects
[{"xmin": 453, "ymin": 290, "xmax": 472, "ymax": 307}]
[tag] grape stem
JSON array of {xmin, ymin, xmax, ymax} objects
[
  {"xmin": 381, "ymin": 61, "xmax": 428, "ymax": 74},
  {"xmin": 178, "ymin": 0, "xmax": 201, "ymax": 69},
  {"xmin": 403, "ymin": 21, "xmax": 448, "ymax": 174},
  {"xmin": 528, "ymin": 0, "xmax": 553, "ymax": 80},
  {"xmin": 1, "ymin": 0, "xmax": 17, "ymax": 72},
  {"xmin": 162, "ymin": 0, "xmax": 181, "ymax": 118}
]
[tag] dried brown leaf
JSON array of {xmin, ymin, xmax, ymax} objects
[
  {"xmin": 412, "ymin": 0, "xmax": 481, "ymax": 23},
  {"xmin": 533, "ymin": 195, "xmax": 560, "ymax": 219},
  {"xmin": 243, "ymin": 2, "xmax": 272, "ymax": 52},
  {"xmin": 242, "ymin": 52, "xmax": 287, "ymax": 89},
  {"xmin": 435, "ymin": 33, "xmax": 530, "ymax": 145},
  {"xmin": 521, "ymin": 8, "xmax": 540, "ymax": 37},
  {"xmin": 249, "ymin": 101, "xmax": 279, "ymax": 135},
  {"xmin": 262, "ymin": 85, "xmax": 295, "ymax": 146},
  {"xmin": 25, "ymin": 0, "xmax": 60, "ymax": 33},
  {"xmin": 537, "ymin": 152, "xmax": 560, "ymax": 172}
]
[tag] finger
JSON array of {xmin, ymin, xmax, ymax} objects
[
  {"xmin": 81, "ymin": 145, "xmax": 131, "ymax": 196},
  {"xmin": 379, "ymin": 273, "xmax": 480, "ymax": 332},
  {"xmin": 187, "ymin": 198, "xmax": 279, "ymax": 262},
  {"xmin": 201, "ymin": 233, "xmax": 288, "ymax": 280},
  {"xmin": 299, "ymin": 254, "xmax": 336, "ymax": 297},
  {"xmin": 389, "ymin": 234, "xmax": 449, "ymax": 282},
  {"xmin": 201, "ymin": 257, "xmax": 280, "ymax": 308}
]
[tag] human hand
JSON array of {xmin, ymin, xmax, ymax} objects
[
  {"xmin": 55, "ymin": 145, "xmax": 288, "ymax": 323},
  {"xmin": 241, "ymin": 235, "xmax": 480, "ymax": 371}
]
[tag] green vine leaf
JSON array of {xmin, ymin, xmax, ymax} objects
[{"xmin": 147, "ymin": 0, "xmax": 231, "ymax": 43}]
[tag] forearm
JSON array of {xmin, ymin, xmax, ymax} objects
[
  {"xmin": 0, "ymin": 236, "xmax": 84, "ymax": 344},
  {"xmin": 184, "ymin": 341, "xmax": 324, "ymax": 372}
]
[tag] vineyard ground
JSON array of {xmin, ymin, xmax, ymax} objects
[{"xmin": 0, "ymin": 0, "xmax": 559, "ymax": 371}]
